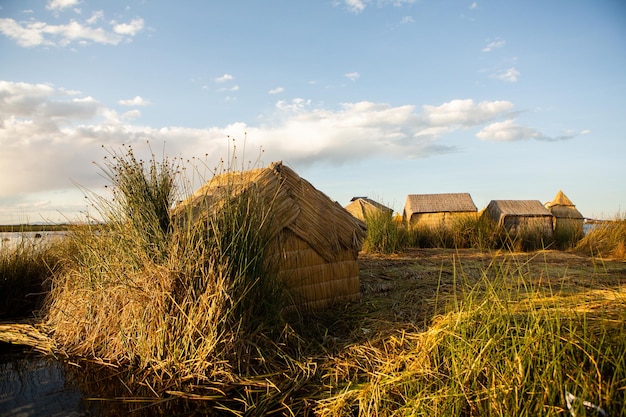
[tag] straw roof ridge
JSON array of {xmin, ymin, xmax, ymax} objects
[
  {"xmin": 174, "ymin": 161, "xmax": 367, "ymax": 263},
  {"xmin": 405, "ymin": 193, "xmax": 477, "ymax": 214},
  {"xmin": 487, "ymin": 200, "xmax": 552, "ymax": 217},
  {"xmin": 349, "ymin": 197, "xmax": 393, "ymax": 213}
]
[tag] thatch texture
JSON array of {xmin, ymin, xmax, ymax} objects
[
  {"xmin": 545, "ymin": 190, "xmax": 584, "ymax": 235},
  {"xmin": 484, "ymin": 200, "xmax": 554, "ymax": 237},
  {"xmin": 545, "ymin": 190, "xmax": 584, "ymax": 219},
  {"xmin": 403, "ymin": 193, "xmax": 478, "ymax": 228},
  {"xmin": 173, "ymin": 162, "xmax": 367, "ymax": 311},
  {"xmin": 345, "ymin": 197, "xmax": 394, "ymax": 221}
]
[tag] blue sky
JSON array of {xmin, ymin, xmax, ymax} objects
[{"xmin": 1, "ymin": 0, "xmax": 625, "ymax": 224}]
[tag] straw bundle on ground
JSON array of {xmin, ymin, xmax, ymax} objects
[
  {"xmin": 173, "ymin": 161, "xmax": 367, "ymax": 311},
  {"xmin": 402, "ymin": 193, "xmax": 478, "ymax": 228}
]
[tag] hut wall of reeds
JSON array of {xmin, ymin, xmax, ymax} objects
[
  {"xmin": 402, "ymin": 193, "xmax": 478, "ymax": 228},
  {"xmin": 545, "ymin": 190, "xmax": 584, "ymax": 235},
  {"xmin": 173, "ymin": 161, "xmax": 367, "ymax": 311},
  {"xmin": 345, "ymin": 197, "xmax": 394, "ymax": 221},
  {"xmin": 484, "ymin": 200, "xmax": 554, "ymax": 238}
]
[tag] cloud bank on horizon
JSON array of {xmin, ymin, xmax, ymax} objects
[{"xmin": 0, "ymin": 80, "xmax": 587, "ymax": 197}]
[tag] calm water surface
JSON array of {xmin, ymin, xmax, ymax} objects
[{"xmin": 0, "ymin": 345, "xmax": 222, "ymax": 416}]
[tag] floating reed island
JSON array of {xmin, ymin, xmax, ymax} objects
[{"xmin": 1, "ymin": 145, "xmax": 625, "ymax": 415}]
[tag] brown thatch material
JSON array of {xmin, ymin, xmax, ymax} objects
[
  {"xmin": 173, "ymin": 161, "xmax": 367, "ymax": 311},
  {"xmin": 345, "ymin": 197, "xmax": 393, "ymax": 221},
  {"xmin": 545, "ymin": 190, "xmax": 584, "ymax": 235},
  {"xmin": 545, "ymin": 190, "xmax": 583, "ymax": 219},
  {"xmin": 484, "ymin": 200, "xmax": 554, "ymax": 237},
  {"xmin": 403, "ymin": 193, "xmax": 478, "ymax": 227}
]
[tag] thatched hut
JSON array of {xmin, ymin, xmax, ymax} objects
[
  {"xmin": 344, "ymin": 197, "xmax": 394, "ymax": 222},
  {"xmin": 173, "ymin": 161, "xmax": 367, "ymax": 311},
  {"xmin": 483, "ymin": 200, "xmax": 554, "ymax": 238},
  {"xmin": 545, "ymin": 190, "xmax": 584, "ymax": 235},
  {"xmin": 402, "ymin": 193, "xmax": 478, "ymax": 228}
]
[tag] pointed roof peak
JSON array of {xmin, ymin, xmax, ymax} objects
[{"xmin": 547, "ymin": 190, "xmax": 575, "ymax": 207}]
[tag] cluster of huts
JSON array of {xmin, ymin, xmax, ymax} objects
[
  {"xmin": 346, "ymin": 190, "xmax": 585, "ymax": 240},
  {"xmin": 177, "ymin": 161, "xmax": 584, "ymax": 312}
]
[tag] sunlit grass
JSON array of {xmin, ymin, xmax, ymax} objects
[{"xmin": 315, "ymin": 253, "xmax": 625, "ymax": 416}]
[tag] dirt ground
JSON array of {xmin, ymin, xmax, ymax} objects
[{"xmin": 349, "ymin": 248, "xmax": 626, "ymax": 341}]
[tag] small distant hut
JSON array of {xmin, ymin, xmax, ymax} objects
[
  {"xmin": 402, "ymin": 193, "xmax": 478, "ymax": 228},
  {"xmin": 344, "ymin": 197, "xmax": 394, "ymax": 222},
  {"xmin": 545, "ymin": 190, "xmax": 584, "ymax": 237},
  {"xmin": 173, "ymin": 161, "xmax": 367, "ymax": 311},
  {"xmin": 483, "ymin": 200, "xmax": 554, "ymax": 238}
]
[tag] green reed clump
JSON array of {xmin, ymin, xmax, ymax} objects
[
  {"xmin": 316, "ymin": 255, "xmax": 626, "ymax": 416},
  {"xmin": 0, "ymin": 234, "xmax": 61, "ymax": 319},
  {"xmin": 576, "ymin": 215, "xmax": 626, "ymax": 259},
  {"xmin": 95, "ymin": 143, "xmax": 179, "ymax": 259},
  {"xmin": 404, "ymin": 215, "xmax": 499, "ymax": 250},
  {"xmin": 550, "ymin": 221, "xmax": 584, "ymax": 250},
  {"xmin": 362, "ymin": 210, "xmax": 404, "ymax": 254}
]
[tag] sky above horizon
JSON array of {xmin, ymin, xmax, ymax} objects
[{"xmin": 1, "ymin": 0, "xmax": 625, "ymax": 224}]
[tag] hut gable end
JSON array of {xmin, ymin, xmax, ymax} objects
[
  {"xmin": 403, "ymin": 193, "xmax": 478, "ymax": 227},
  {"xmin": 404, "ymin": 193, "xmax": 477, "ymax": 215},
  {"xmin": 345, "ymin": 197, "xmax": 393, "ymax": 221},
  {"xmin": 172, "ymin": 161, "xmax": 367, "ymax": 311}
]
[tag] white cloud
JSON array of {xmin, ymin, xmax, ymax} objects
[
  {"xmin": 422, "ymin": 99, "xmax": 514, "ymax": 128},
  {"xmin": 0, "ymin": 16, "xmax": 144, "ymax": 47},
  {"xmin": 118, "ymin": 96, "xmax": 151, "ymax": 106},
  {"xmin": 476, "ymin": 120, "xmax": 538, "ymax": 141},
  {"xmin": 470, "ymin": 2, "xmax": 478, "ymax": 9},
  {"xmin": 46, "ymin": 0, "xmax": 81, "ymax": 12},
  {"xmin": 482, "ymin": 38, "xmax": 506, "ymax": 52},
  {"xmin": 1, "ymin": 80, "xmax": 585, "ymax": 222},
  {"xmin": 345, "ymin": 72, "xmax": 360, "ymax": 81},
  {"xmin": 344, "ymin": 0, "xmax": 368, "ymax": 14},
  {"xmin": 218, "ymin": 85, "xmax": 239, "ymax": 92},
  {"xmin": 341, "ymin": 0, "xmax": 415, "ymax": 14},
  {"xmin": 492, "ymin": 67, "xmax": 520, "ymax": 83},
  {"xmin": 268, "ymin": 87, "xmax": 285, "ymax": 95},
  {"xmin": 401, "ymin": 16, "xmax": 415, "ymax": 24},
  {"xmin": 86, "ymin": 10, "xmax": 104, "ymax": 24},
  {"xmin": 121, "ymin": 109, "xmax": 141, "ymax": 121},
  {"xmin": 215, "ymin": 74, "xmax": 234, "ymax": 82},
  {"xmin": 476, "ymin": 119, "xmax": 586, "ymax": 142},
  {"xmin": 112, "ymin": 18, "xmax": 144, "ymax": 36}
]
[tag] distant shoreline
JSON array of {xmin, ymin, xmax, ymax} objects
[{"xmin": 0, "ymin": 224, "xmax": 74, "ymax": 232}]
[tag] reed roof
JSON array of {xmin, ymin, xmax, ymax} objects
[
  {"xmin": 486, "ymin": 200, "xmax": 553, "ymax": 218},
  {"xmin": 545, "ymin": 190, "xmax": 583, "ymax": 219},
  {"xmin": 404, "ymin": 193, "xmax": 477, "ymax": 216},
  {"xmin": 173, "ymin": 161, "xmax": 367, "ymax": 263},
  {"xmin": 345, "ymin": 197, "xmax": 393, "ymax": 219}
]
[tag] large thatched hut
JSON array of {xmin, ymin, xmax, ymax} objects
[
  {"xmin": 545, "ymin": 190, "xmax": 584, "ymax": 236},
  {"xmin": 344, "ymin": 197, "xmax": 394, "ymax": 222},
  {"xmin": 483, "ymin": 200, "xmax": 554, "ymax": 238},
  {"xmin": 402, "ymin": 193, "xmax": 478, "ymax": 228},
  {"xmin": 173, "ymin": 161, "xmax": 367, "ymax": 311}
]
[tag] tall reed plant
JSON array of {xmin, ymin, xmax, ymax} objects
[
  {"xmin": 45, "ymin": 143, "xmax": 290, "ymax": 391},
  {"xmin": 576, "ymin": 215, "xmax": 626, "ymax": 259},
  {"xmin": 362, "ymin": 209, "xmax": 404, "ymax": 254}
]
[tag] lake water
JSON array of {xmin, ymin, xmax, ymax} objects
[
  {"xmin": 0, "ymin": 346, "xmax": 88, "ymax": 417},
  {"xmin": 0, "ymin": 232, "xmax": 67, "ymax": 251},
  {"xmin": 0, "ymin": 345, "xmax": 224, "ymax": 416}
]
